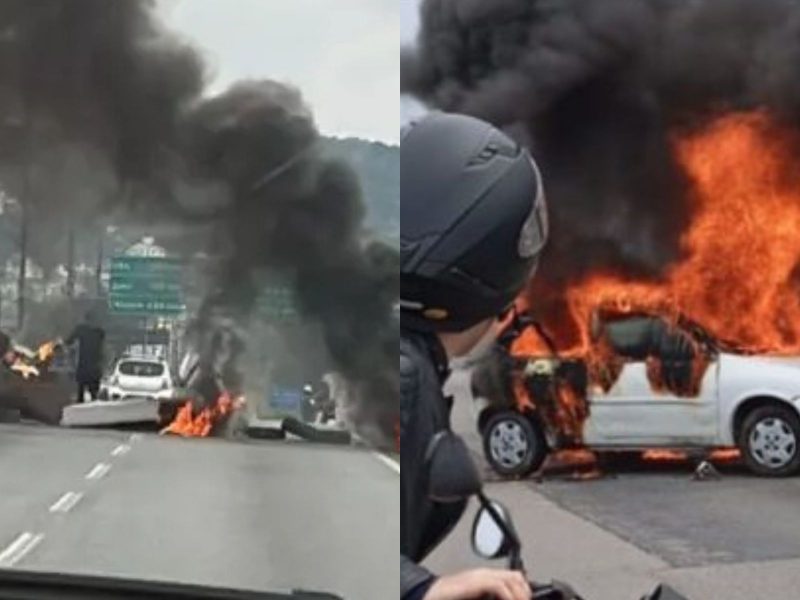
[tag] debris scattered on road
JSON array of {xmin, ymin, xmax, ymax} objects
[{"xmin": 692, "ymin": 460, "xmax": 722, "ymax": 481}]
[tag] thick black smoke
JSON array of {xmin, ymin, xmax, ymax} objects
[
  {"xmin": 0, "ymin": 0, "xmax": 397, "ymax": 444},
  {"xmin": 403, "ymin": 0, "xmax": 800, "ymax": 306},
  {"xmin": 181, "ymin": 81, "xmax": 398, "ymax": 442},
  {"xmin": 0, "ymin": 0, "xmax": 203, "ymax": 271}
]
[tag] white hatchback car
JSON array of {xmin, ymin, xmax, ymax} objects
[
  {"xmin": 102, "ymin": 357, "xmax": 175, "ymax": 401},
  {"xmin": 474, "ymin": 313, "xmax": 800, "ymax": 478}
]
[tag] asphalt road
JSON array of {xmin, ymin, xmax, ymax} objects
[
  {"xmin": 428, "ymin": 371, "xmax": 800, "ymax": 599},
  {"xmin": 537, "ymin": 461, "xmax": 800, "ymax": 568},
  {"xmin": 0, "ymin": 423, "xmax": 398, "ymax": 600}
]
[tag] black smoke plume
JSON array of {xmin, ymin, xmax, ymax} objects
[
  {"xmin": 0, "ymin": 0, "xmax": 397, "ymax": 444},
  {"xmin": 403, "ymin": 0, "xmax": 800, "ymax": 327},
  {"xmin": 180, "ymin": 81, "xmax": 398, "ymax": 442}
]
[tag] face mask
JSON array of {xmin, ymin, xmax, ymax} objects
[{"xmin": 449, "ymin": 321, "xmax": 500, "ymax": 371}]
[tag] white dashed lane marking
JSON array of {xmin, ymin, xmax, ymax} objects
[
  {"xmin": 373, "ymin": 452, "xmax": 400, "ymax": 474},
  {"xmin": 15, "ymin": 439, "xmax": 133, "ymax": 565},
  {"xmin": 0, "ymin": 532, "xmax": 44, "ymax": 567},
  {"xmin": 49, "ymin": 491, "xmax": 83, "ymax": 514},
  {"xmin": 85, "ymin": 462, "xmax": 111, "ymax": 480},
  {"xmin": 111, "ymin": 444, "xmax": 131, "ymax": 457}
]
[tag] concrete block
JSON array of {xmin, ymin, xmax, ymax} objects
[{"xmin": 61, "ymin": 398, "xmax": 160, "ymax": 427}]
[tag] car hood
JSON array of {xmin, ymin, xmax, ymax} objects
[{"xmin": 0, "ymin": 568, "xmax": 343, "ymax": 599}]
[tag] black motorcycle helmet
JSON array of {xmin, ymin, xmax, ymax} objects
[{"xmin": 401, "ymin": 112, "xmax": 548, "ymax": 332}]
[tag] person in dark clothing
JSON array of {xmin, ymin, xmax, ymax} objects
[
  {"xmin": 401, "ymin": 113, "xmax": 548, "ymax": 600},
  {"xmin": 0, "ymin": 331, "xmax": 15, "ymax": 367},
  {"xmin": 65, "ymin": 312, "xmax": 106, "ymax": 402}
]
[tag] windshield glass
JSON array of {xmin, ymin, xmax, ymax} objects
[
  {"xmin": 118, "ymin": 362, "xmax": 164, "ymax": 377},
  {"xmin": 0, "ymin": 1, "xmax": 398, "ymax": 599}
]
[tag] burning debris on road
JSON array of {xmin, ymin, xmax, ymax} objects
[
  {"xmin": 0, "ymin": 332, "xmax": 60, "ymax": 382},
  {"xmin": 161, "ymin": 391, "xmax": 244, "ymax": 438},
  {"xmin": 0, "ymin": 1, "xmax": 398, "ymax": 445}
]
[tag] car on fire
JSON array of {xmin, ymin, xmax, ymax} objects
[{"xmin": 473, "ymin": 312, "xmax": 800, "ymax": 478}]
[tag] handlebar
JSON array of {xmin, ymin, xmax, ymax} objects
[{"xmin": 526, "ymin": 581, "xmax": 686, "ymax": 600}]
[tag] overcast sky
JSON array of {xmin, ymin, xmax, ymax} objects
[
  {"xmin": 158, "ymin": 0, "xmax": 399, "ymax": 144},
  {"xmin": 400, "ymin": 0, "xmax": 426, "ymax": 126},
  {"xmin": 401, "ymin": 0, "xmax": 419, "ymax": 43}
]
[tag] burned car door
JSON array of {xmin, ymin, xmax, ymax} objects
[{"xmin": 583, "ymin": 316, "xmax": 720, "ymax": 445}]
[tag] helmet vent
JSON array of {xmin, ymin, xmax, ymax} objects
[{"xmin": 467, "ymin": 144, "xmax": 499, "ymax": 166}]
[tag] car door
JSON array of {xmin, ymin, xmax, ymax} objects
[{"xmin": 584, "ymin": 355, "xmax": 720, "ymax": 446}]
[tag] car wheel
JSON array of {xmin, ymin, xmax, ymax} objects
[
  {"xmin": 740, "ymin": 405, "xmax": 800, "ymax": 477},
  {"xmin": 482, "ymin": 410, "xmax": 548, "ymax": 478}
]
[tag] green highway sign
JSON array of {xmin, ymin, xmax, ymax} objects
[
  {"xmin": 109, "ymin": 256, "xmax": 185, "ymax": 316},
  {"xmin": 109, "ymin": 298, "xmax": 186, "ymax": 315},
  {"xmin": 110, "ymin": 256, "xmax": 182, "ymax": 277},
  {"xmin": 109, "ymin": 279, "xmax": 182, "ymax": 296}
]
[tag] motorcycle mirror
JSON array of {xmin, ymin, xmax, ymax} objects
[
  {"xmin": 426, "ymin": 431, "xmax": 482, "ymax": 502},
  {"xmin": 471, "ymin": 501, "xmax": 514, "ymax": 560}
]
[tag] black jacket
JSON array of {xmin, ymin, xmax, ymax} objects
[
  {"xmin": 66, "ymin": 324, "xmax": 105, "ymax": 381},
  {"xmin": 401, "ymin": 331, "xmax": 467, "ymax": 598}
]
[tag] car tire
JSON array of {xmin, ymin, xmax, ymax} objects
[
  {"xmin": 739, "ymin": 404, "xmax": 800, "ymax": 477},
  {"xmin": 482, "ymin": 410, "xmax": 548, "ymax": 478}
]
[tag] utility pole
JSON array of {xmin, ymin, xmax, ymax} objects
[
  {"xmin": 95, "ymin": 227, "xmax": 103, "ymax": 297},
  {"xmin": 14, "ymin": 40, "xmax": 31, "ymax": 333},
  {"xmin": 16, "ymin": 177, "xmax": 28, "ymax": 331},
  {"xmin": 66, "ymin": 225, "xmax": 75, "ymax": 298}
]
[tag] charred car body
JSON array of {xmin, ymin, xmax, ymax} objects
[{"xmin": 474, "ymin": 310, "xmax": 800, "ymax": 477}]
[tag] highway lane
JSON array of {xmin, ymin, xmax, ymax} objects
[
  {"xmin": 0, "ymin": 425, "xmax": 134, "ymax": 550},
  {"xmin": 430, "ymin": 371, "xmax": 800, "ymax": 599},
  {"xmin": 0, "ymin": 423, "xmax": 398, "ymax": 600}
]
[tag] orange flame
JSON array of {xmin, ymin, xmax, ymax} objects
[
  {"xmin": 5, "ymin": 339, "xmax": 59, "ymax": 380},
  {"xmin": 642, "ymin": 449, "xmax": 741, "ymax": 464},
  {"xmin": 9, "ymin": 360, "xmax": 38, "ymax": 380},
  {"xmin": 710, "ymin": 448, "xmax": 741, "ymax": 462},
  {"xmin": 557, "ymin": 111, "xmax": 800, "ymax": 355},
  {"xmin": 37, "ymin": 341, "xmax": 57, "ymax": 363},
  {"xmin": 510, "ymin": 325, "xmax": 553, "ymax": 356},
  {"xmin": 508, "ymin": 111, "xmax": 800, "ymax": 442},
  {"xmin": 161, "ymin": 391, "xmax": 243, "ymax": 437},
  {"xmin": 642, "ymin": 449, "xmax": 687, "ymax": 462}
]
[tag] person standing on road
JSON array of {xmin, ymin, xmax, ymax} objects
[
  {"xmin": 401, "ymin": 112, "xmax": 548, "ymax": 600},
  {"xmin": 65, "ymin": 311, "xmax": 106, "ymax": 403},
  {"xmin": 0, "ymin": 331, "xmax": 16, "ymax": 368}
]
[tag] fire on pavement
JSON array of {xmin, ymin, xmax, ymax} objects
[
  {"xmin": 6, "ymin": 339, "xmax": 61, "ymax": 381},
  {"xmin": 161, "ymin": 391, "xmax": 245, "ymax": 438}
]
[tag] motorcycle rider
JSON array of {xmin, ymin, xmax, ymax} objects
[{"xmin": 401, "ymin": 112, "xmax": 548, "ymax": 600}]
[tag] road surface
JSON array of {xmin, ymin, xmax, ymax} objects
[
  {"xmin": 427, "ymin": 370, "xmax": 800, "ymax": 599},
  {"xmin": 0, "ymin": 423, "xmax": 398, "ymax": 600}
]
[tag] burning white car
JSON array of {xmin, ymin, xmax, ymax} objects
[{"xmin": 474, "ymin": 312, "xmax": 800, "ymax": 478}]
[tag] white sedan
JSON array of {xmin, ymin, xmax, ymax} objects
[{"xmin": 474, "ymin": 314, "xmax": 800, "ymax": 477}]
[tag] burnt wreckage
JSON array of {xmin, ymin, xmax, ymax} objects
[{"xmin": 473, "ymin": 310, "xmax": 725, "ymax": 447}]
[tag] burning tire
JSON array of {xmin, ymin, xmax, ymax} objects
[
  {"xmin": 740, "ymin": 405, "xmax": 800, "ymax": 477},
  {"xmin": 482, "ymin": 410, "xmax": 548, "ymax": 478}
]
